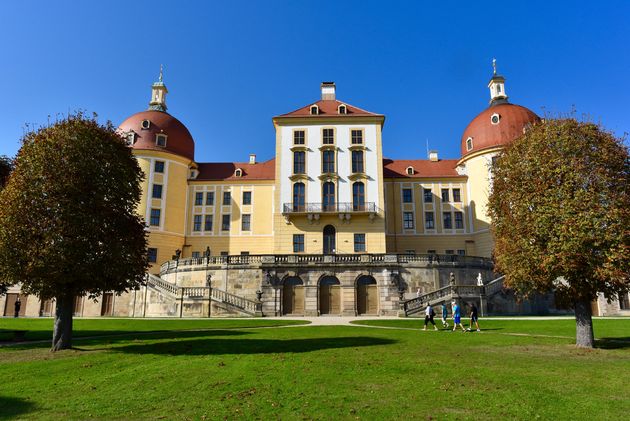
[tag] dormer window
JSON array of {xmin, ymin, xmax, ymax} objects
[
  {"xmin": 406, "ymin": 166, "xmax": 414, "ymax": 175},
  {"xmin": 490, "ymin": 113, "xmax": 501, "ymax": 125},
  {"xmin": 338, "ymin": 104, "xmax": 347, "ymax": 114},
  {"xmin": 189, "ymin": 169, "xmax": 199, "ymax": 179},
  {"xmin": 466, "ymin": 137, "xmax": 473, "ymax": 151},
  {"xmin": 310, "ymin": 105, "xmax": 319, "ymax": 115},
  {"xmin": 156, "ymin": 134, "xmax": 167, "ymax": 147},
  {"xmin": 141, "ymin": 120, "xmax": 151, "ymax": 130},
  {"xmin": 126, "ymin": 132, "xmax": 136, "ymax": 146},
  {"xmin": 234, "ymin": 168, "xmax": 243, "ymax": 177}
]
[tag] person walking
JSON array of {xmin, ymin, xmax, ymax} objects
[
  {"xmin": 423, "ymin": 304, "xmax": 438, "ymax": 331},
  {"xmin": 14, "ymin": 297, "xmax": 21, "ymax": 318},
  {"xmin": 451, "ymin": 300, "xmax": 466, "ymax": 332},
  {"xmin": 441, "ymin": 303, "xmax": 449, "ymax": 329},
  {"xmin": 468, "ymin": 302, "xmax": 481, "ymax": 332}
]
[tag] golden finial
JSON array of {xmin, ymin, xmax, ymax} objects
[
  {"xmin": 159, "ymin": 64, "xmax": 163, "ymax": 83},
  {"xmin": 492, "ymin": 58, "xmax": 497, "ymax": 75}
]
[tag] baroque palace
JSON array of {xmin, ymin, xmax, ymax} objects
[{"xmin": 3, "ymin": 66, "xmax": 628, "ymax": 318}]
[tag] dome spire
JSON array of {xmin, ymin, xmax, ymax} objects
[
  {"xmin": 488, "ymin": 59, "xmax": 508, "ymax": 106},
  {"xmin": 149, "ymin": 64, "xmax": 168, "ymax": 112}
]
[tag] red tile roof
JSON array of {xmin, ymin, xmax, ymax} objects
[
  {"xmin": 383, "ymin": 159, "xmax": 463, "ymax": 178},
  {"xmin": 276, "ymin": 99, "xmax": 383, "ymax": 118},
  {"xmin": 196, "ymin": 158, "xmax": 275, "ymax": 181}
]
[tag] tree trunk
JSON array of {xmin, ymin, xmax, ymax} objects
[
  {"xmin": 574, "ymin": 298, "xmax": 594, "ymax": 348},
  {"xmin": 52, "ymin": 293, "xmax": 74, "ymax": 351}
]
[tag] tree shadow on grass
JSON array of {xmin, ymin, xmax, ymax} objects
[
  {"xmin": 0, "ymin": 396, "xmax": 36, "ymax": 420},
  {"xmin": 3, "ymin": 329, "xmax": 251, "ymax": 351},
  {"xmin": 595, "ymin": 337, "xmax": 630, "ymax": 350},
  {"xmin": 113, "ymin": 336, "xmax": 397, "ymax": 356}
]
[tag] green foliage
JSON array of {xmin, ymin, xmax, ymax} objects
[
  {"xmin": 0, "ymin": 112, "xmax": 148, "ymax": 299},
  {"xmin": 0, "ymin": 154, "xmax": 13, "ymax": 189},
  {"xmin": 488, "ymin": 118, "xmax": 630, "ymax": 306}
]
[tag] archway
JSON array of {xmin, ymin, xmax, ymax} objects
[
  {"xmin": 323, "ymin": 225, "xmax": 336, "ymax": 254},
  {"xmin": 319, "ymin": 276, "xmax": 341, "ymax": 315},
  {"xmin": 356, "ymin": 275, "xmax": 378, "ymax": 315},
  {"xmin": 282, "ymin": 276, "xmax": 304, "ymax": 315}
]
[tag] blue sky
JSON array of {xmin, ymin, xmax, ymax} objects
[{"xmin": 1, "ymin": 1, "xmax": 628, "ymax": 162}]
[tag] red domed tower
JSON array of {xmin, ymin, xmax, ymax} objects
[
  {"xmin": 457, "ymin": 61, "xmax": 540, "ymax": 257},
  {"xmin": 119, "ymin": 67, "xmax": 195, "ymax": 272}
]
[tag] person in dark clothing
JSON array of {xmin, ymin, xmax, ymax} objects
[
  {"xmin": 468, "ymin": 303, "xmax": 480, "ymax": 331},
  {"xmin": 14, "ymin": 298, "xmax": 21, "ymax": 318},
  {"xmin": 423, "ymin": 304, "xmax": 438, "ymax": 331}
]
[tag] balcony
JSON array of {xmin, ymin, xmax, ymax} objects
[{"xmin": 282, "ymin": 202, "xmax": 379, "ymax": 215}]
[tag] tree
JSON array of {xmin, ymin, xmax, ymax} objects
[
  {"xmin": 488, "ymin": 118, "xmax": 629, "ymax": 348},
  {"xmin": 0, "ymin": 155, "xmax": 12, "ymax": 189},
  {"xmin": 0, "ymin": 113, "xmax": 148, "ymax": 351}
]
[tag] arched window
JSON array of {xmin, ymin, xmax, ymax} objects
[
  {"xmin": 310, "ymin": 105, "xmax": 319, "ymax": 115},
  {"xmin": 323, "ymin": 225, "xmax": 336, "ymax": 254},
  {"xmin": 322, "ymin": 182, "xmax": 335, "ymax": 211},
  {"xmin": 466, "ymin": 137, "xmax": 473, "ymax": 151},
  {"xmin": 234, "ymin": 168, "xmax": 242, "ymax": 177},
  {"xmin": 293, "ymin": 182, "xmax": 305, "ymax": 212},
  {"xmin": 406, "ymin": 166, "xmax": 414, "ymax": 175},
  {"xmin": 338, "ymin": 104, "xmax": 347, "ymax": 114},
  {"xmin": 353, "ymin": 182, "xmax": 365, "ymax": 211}
]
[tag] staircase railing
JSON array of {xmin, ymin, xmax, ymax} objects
[
  {"xmin": 402, "ymin": 275, "xmax": 506, "ymax": 316},
  {"xmin": 145, "ymin": 274, "xmax": 261, "ymax": 316},
  {"xmin": 211, "ymin": 288, "xmax": 260, "ymax": 315}
]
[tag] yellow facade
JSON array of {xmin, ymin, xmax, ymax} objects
[{"xmin": 128, "ymin": 79, "xmax": 536, "ymax": 273}]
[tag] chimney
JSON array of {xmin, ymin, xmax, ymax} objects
[
  {"xmin": 321, "ymin": 82, "xmax": 336, "ymax": 100},
  {"xmin": 249, "ymin": 154, "xmax": 256, "ymax": 164},
  {"xmin": 429, "ymin": 150, "xmax": 439, "ymax": 162}
]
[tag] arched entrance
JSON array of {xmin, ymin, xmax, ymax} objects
[
  {"xmin": 356, "ymin": 275, "xmax": 378, "ymax": 315},
  {"xmin": 282, "ymin": 276, "xmax": 304, "ymax": 315},
  {"xmin": 323, "ymin": 225, "xmax": 336, "ymax": 254},
  {"xmin": 319, "ymin": 276, "xmax": 341, "ymax": 315}
]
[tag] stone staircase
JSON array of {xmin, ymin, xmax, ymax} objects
[
  {"xmin": 402, "ymin": 276, "xmax": 506, "ymax": 317},
  {"xmin": 146, "ymin": 273, "xmax": 262, "ymax": 316}
]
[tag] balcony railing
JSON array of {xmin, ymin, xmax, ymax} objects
[{"xmin": 282, "ymin": 202, "xmax": 378, "ymax": 214}]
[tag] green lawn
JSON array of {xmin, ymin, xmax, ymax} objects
[{"xmin": 1, "ymin": 318, "xmax": 629, "ymax": 420}]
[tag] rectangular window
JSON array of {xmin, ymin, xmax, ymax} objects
[
  {"xmin": 403, "ymin": 212, "xmax": 414, "ymax": 229},
  {"xmin": 242, "ymin": 191, "xmax": 252, "ymax": 205},
  {"xmin": 204, "ymin": 215, "xmax": 213, "ymax": 231},
  {"xmin": 427, "ymin": 249, "xmax": 436, "ymax": 254},
  {"xmin": 293, "ymin": 234, "xmax": 305, "ymax": 253},
  {"xmin": 455, "ymin": 211, "xmax": 464, "ymax": 229},
  {"xmin": 222, "ymin": 214, "xmax": 230, "ymax": 231},
  {"xmin": 293, "ymin": 151, "xmax": 305, "ymax": 174},
  {"xmin": 425, "ymin": 212, "xmax": 435, "ymax": 229},
  {"xmin": 351, "ymin": 129, "xmax": 363, "ymax": 144},
  {"xmin": 223, "ymin": 191, "xmax": 231, "ymax": 206},
  {"xmin": 293, "ymin": 130, "xmax": 305, "ymax": 145},
  {"xmin": 457, "ymin": 249, "xmax": 466, "ymax": 256},
  {"xmin": 322, "ymin": 150, "xmax": 335, "ymax": 173},
  {"xmin": 323, "ymin": 128, "xmax": 335, "ymax": 144},
  {"xmin": 619, "ymin": 293, "xmax": 630, "ymax": 310},
  {"xmin": 453, "ymin": 188, "xmax": 461, "ymax": 202},
  {"xmin": 351, "ymin": 150, "xmax": 364, "ymax": 173},
  {"xmin": 154, "ymin": 161, "xmax": 165, "ymax": 173},
  {"xmin": 241, "ymin": 214, "xmax": 251, "ymax": 231},
  {"xmin": 423, "ymin": 188, "xmax": 433, "ymax": 203},
  {"xmin": 152, "ymin": 184, "xmax": 163, "ymax": 199},
  {"xmin": 402, "ymin": 188, "xmax": 413, "ymax": 203},
  {"xmin": 148, "ymin": 248, "xmax": 158, "ymax": 263},
  {"xmin": 445, "ymin": 249, "xmax": 455, "ymax": 255},
  {"xmin": 443, "ymin": 212, "xmax": 453, "ymax": 229},
  {"xmin": 441, "ymin": 189, "xmax": 450, "ymax": 202},
  {"xmin": 193, "ymin": 215, "xmax": 202, "ymax": 231},
  {"xmin": 354, "ymin": 233, "xmax": 366, "ymax": 252},
  {"xmin": 156, "ymin": 134, "xmax": 167, "ymax": 147},
  {"xmin": 206, "ymin": 192, "xmax": 214, "ymax": 206},
  {"xmin": 220, "ymin": 251, "xmax": 228, "ymax": 257},
  {"xmin": 192, "ymin": 251, "xmax": 201, "ymax": 258},
  {"xmin": 150, "ymin": 209, "xmax": 160, "ymax": 226},
  {"xmin": 405, "ymin": 249, "xmax": 415, "ymax": 255},
  {"xmin": 195, "ymin": 192, "xmax": 203, "ymax": 206}
]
